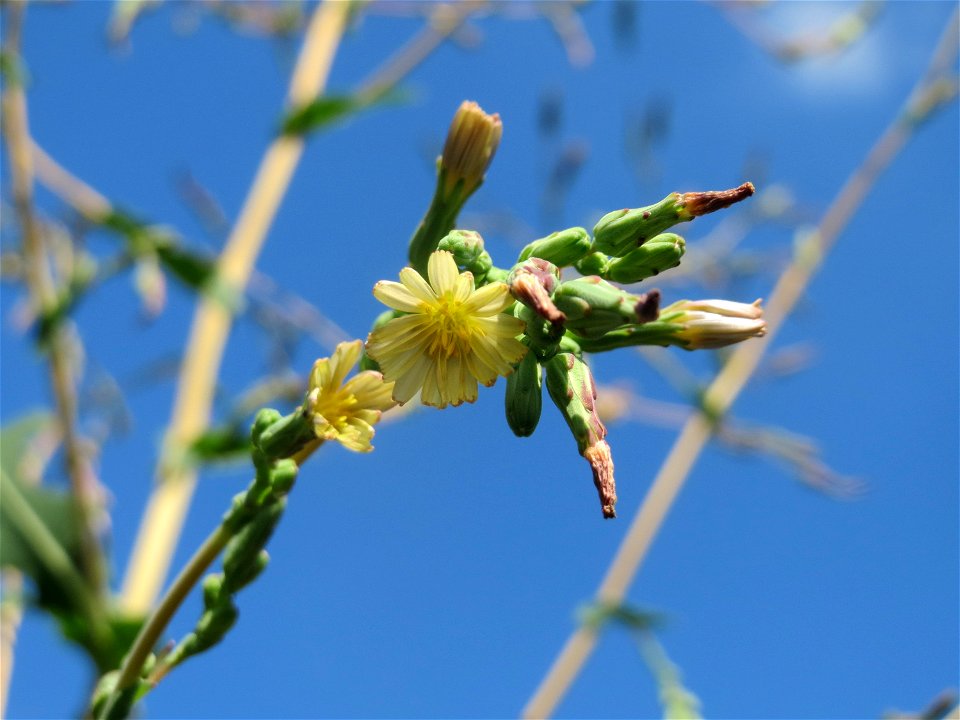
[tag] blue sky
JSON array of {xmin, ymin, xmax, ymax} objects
[{"xmin": 2, "ymin": 2, "xmax": 958, "ymax": 718}]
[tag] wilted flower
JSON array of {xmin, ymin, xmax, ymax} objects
[
  {"xmin": 305, "ymin": 340, "xmax": 396, "ymax": 452},
  {"xmin": 366, "ymin": 250, "xmax": 526, "ymax": 409}
]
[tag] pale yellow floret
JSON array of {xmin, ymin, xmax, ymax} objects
[
  {"xmin": 366, "ymin": 251, "xmax": 526, "ymax": 409},
  {"xmin": 306, "ymin": 340, "xmax": 395, "ymax": 452}
]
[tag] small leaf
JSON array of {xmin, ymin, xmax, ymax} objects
[
  {"xmin": 279, "ymin": 87, "xmax": 408, "ymax": 137},
  {"xmin": 189, "ymin": 425, "xmax": 252, "ymax": 464}
]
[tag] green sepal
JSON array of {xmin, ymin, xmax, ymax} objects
[
  {"xmin": 602, "ymin": 233, "xmax": 685, "ymax": 283},
  {"xmin": 518, "ymin": 227, "xmax": 592, "ymax": 267},
  {"xmin": 505, "ymin": 351, "xmax": 543, "ymax": 437}
]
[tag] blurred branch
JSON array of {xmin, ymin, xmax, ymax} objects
[
  {"xmin": 717, "ymin": 1, "xmax": 883, "ymax": 63},
  {"xmin": 1, "ymin": 2, "xmax": 108, "ymax": 604},
  {"xmin": 0, "ymin": 571, "xmax": 23, "ymax": 718},
  {"xmin": 118, "ymin": 0, "xmax": 478, "ymax": 616},
  {"xmin": 522, "ymin": 8, "xmax": 960, "ymax": 717},
  {"xmin": 596, "ymin": 384, "xmax": 862, "ymax": 497},
  {"xmin": 117, "ymin": 0, "xmax": 351, "ymax": 616}
]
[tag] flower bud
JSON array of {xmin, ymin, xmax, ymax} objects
[
  {"xmin": 593, "ymin": 183, "xmax": 754, "ymax": 257},
  {"xmin": 505, "ymin": 350, "xmax": 543, "ymax": 437},
  {"xmin": 603, "ymin": 233, "xmax": 685, "ymax": 283},
  {"xmin": 518, "ymin": 227, "xmax": 592, "ymax": 267},
  {"xmin": 574, "ymin": 251, "xmax": 610, "ymax": 277},
  {"xmin": 544, "ymin": 353, "xmax": 617, "ymax": 518},
  {"xmin": 508, "ymin": 257, "xmax": 565, "ymax": 327},
  {"xmin": 437, "ymin": 229, "xmax": 494, "ymax": 281},
  {"xmin": 440, "ymin": 100, "xmax": 502, "ymax": 199},
  {"xmin": 660, "ymin": 298, "xmax": 766, "ymax": 349},
  {"xmin": 553, "ymin": 277, "xmax": 660, "ymax": 338}
]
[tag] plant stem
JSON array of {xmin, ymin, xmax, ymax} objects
[
  {"xmin": 521, "ymin": 9, "xmax": 959, "ymax": 718},
  {"xmin": 117, "ymin": 0, "xmax": 351, "ymax": 616},
  {"xmin": 99, "ymin": 524, "xmax": 232, "ymax": 720}
]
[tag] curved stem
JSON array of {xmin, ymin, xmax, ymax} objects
[
  {"xmin": 521, "ymin": 9, "xmax": 959, "ymax": 718},
  {"xmin": 99, "ymin": 524, "xmax": 231, "ymax": 719}
]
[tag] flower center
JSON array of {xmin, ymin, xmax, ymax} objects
[{"xmin": 424, "ymin": 294, "xmax": 475, "ymax": 358}]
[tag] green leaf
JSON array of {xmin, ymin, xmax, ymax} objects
[
  {"xmin": 0, "ymin": 414, "xmax": 82, "ymax": 606},
  {"xmin": 101, "ymin": 209, "xmax": 219, "ymax": 296},
  {"xmin": 189, "ymin": 424, "xmax": 252, "ymax": 464},
  {"xmin": 279, "ymin": 87, "xmax": 408, "ymax": 137},
  {"xmin": 0, "ymin": 415, "xmax": 142, "ymax": 672}
]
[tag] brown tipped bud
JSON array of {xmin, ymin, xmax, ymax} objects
[
  {"xmin": 679, "ymin": 182, "xmax": 755, "ymax": 220},
  {"xmin": 585, "ymin": 441, "xmax": 617, "ymax": 519},
  {"xmin": 508, "ymin": 258, "xmax": 565, "ymax": 327},
  {"xmin": 440, "ymin": 100, "xmax": 503, "ymax": 198}
]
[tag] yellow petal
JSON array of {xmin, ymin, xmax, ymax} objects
[
  {"xmin": 427, "ymin": 250, "xmax": 458, "ymax": 295},
  {"xmin": 373, "ymin": 281, "xmax": 423, "ymax": 313},
  {"xmin": 463, "ymin": 282, "xmax": 513, "ymax": 315},
  {"xmin": 398, "ymin": 267, "xmax": 436, "ymax": 303}
]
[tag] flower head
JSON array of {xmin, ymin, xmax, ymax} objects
[
  {"xmin": 305, "ymin": 340, "xmax": 396, "ymax": 452},
  {"xmin": 440, "ymin": 100, "xmax": 502, "ymax": 198},
  {"xmin": 662, "ymin": 298, "xmax": 767, "ymax": 349},
  {"xmin": 366, "ymin": 250, "xmax": 527, "ymax": 409}
]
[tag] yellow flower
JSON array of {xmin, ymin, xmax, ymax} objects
[
  {"xmin": 306, "ymin": 340, "xmax": 396, "ymax": 452},
  {"xmin": 366, "ymin": 250, "xmax": 527, "ymax": 409}
]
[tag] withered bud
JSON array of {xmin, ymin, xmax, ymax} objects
[
  {"xmin": 585, "ymin": 440, "xmax": 617, "ymax": 519},
  {"xmin": 508, "ymin": 258, "xmax": 565, "ymax": 327},
  {"xmin": 679, "ymin": 182, "xmax": 755, "ymax": 219}
]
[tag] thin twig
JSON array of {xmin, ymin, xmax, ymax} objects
[
  {"xmin": 1, "ymin": 1, "xmax": 108, "ymax": 602},
  {"xmin": 521, "ymin": 9, "xmax": 959, "ymax": 717},
  {"xmin": 117, "ymin": 1, "xmax": 352, "ymax": 615}
]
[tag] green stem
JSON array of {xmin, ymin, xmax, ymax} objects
[
  {"xmin": 407, "ymin": 180, "xmax": 464, "ymax": 275},
  {"xmin": 98, "ymin": 524, "xmax": 232, "ymax": 720}
]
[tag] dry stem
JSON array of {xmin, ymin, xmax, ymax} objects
[
  {"xmin": 522, "ymin": 9, "xmax": 959, "ymax": 717},
  {"xmin": 117, "ymin": 1, "xmax": 351, "ymax": 615}
]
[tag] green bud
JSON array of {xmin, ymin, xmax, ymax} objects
[
  {"xmin": 251, "ymin": 408, "xmax": 282, "ymax": 446},
  {"xmin": 223, "ymin": 499, "xmax": 285, "ymax": 583},
  {"xmin": 222, "ymin": 550, "xmax": 269, "ymax": 593},
  {"xmin": 437, "ymin": 229, "xmax": 495, "ymax": 281},
  {"xmin": 255, "ymin": 408, "xmax": 315, "ymax": 460},
  {"xmin": 191, "ymin": 599, "xmax": 239, "ymax": 654},
  {"xmin": 544, "ymin": 353, "xmax": 617, "ymax": 518},
  {"xmin": 515, "ymin": 304, "xmax": 564, "ymax": 360},
  {"xmin": 202, "ymin": 573, "xmax": 225, "ymax": 608},
  {"xmin": 505, "ymin": 351, "xmax": 543, "ymax": 437},
  {"xmin": 593, "ymin": 183, "xmax": 754, "ymax": 257},
  {"xmin": 574, "ymin": 251, "xmax": 610, "ymax": 277},
  {"xmin": 592, "ymin": 194, "xmax": 685, "ymax": 257},
  {"xmin": 553, "ymin": 277, "xmax": 660, "ymax": 338},
  {"xmin": 603, "ymin": 233, "xmax": 685, "ymax": 283},
  {"xmin": 518, "ymin": 227, "xmax": 592, "ymax": 267},
  {"xmin": 269, "ymin": 458, "xmax": 299, "ymax": 495}
]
